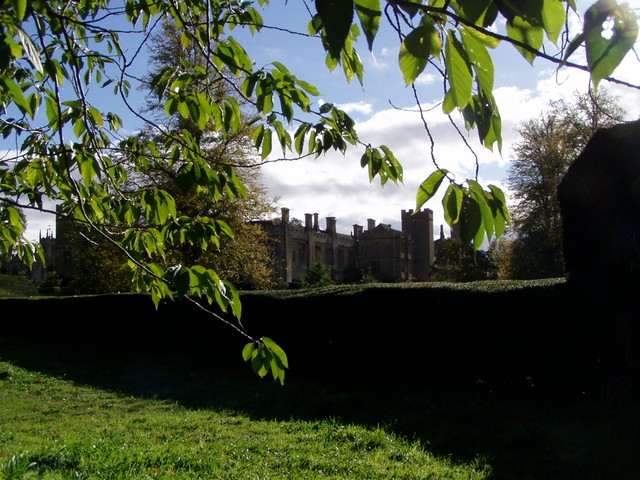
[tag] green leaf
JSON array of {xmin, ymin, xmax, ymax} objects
[
  {"xmin": 506, "ymin": 16, "xmax": 544, "ymax": 64},
  {"xmin": 173, "ymin": 266, "xmax": 192, "ymax": 297},
  {"xmin": 214, "ymin": 37, "xmax": 252, "ymax": 75},
  {"xmin": 253, "ymin": 123, "xmax": 265, "ymax": 149},
  {"xmin": 316, "ymin": 0, "xmax": 354, "ymax": 58},
  {"xmin": 308, "ymin": 13, "xmax": 323, "ymax": 36},
  {"xmin": 459, "ymin": 192, "xmax": 483, "ymax": 249},
  {"xmin": 444, "ymin": 31, "xmax": 473, "ymax": 110},
  {"xmin": 468, "ymin": 180, "xmax": 494, "ymax": 242},
  {"xmin": 485, "ymin": 184, "xmax": 510, "ymax": 239},
  {"xmin": 261, "ymin": 128, "xmax": 272, "ymax": 160},
  {"xmin": 262, "ymin": 336, "xmax": 289, "ymax": 369},
  {"xmin": 16, "ymin": 27, "xmax": 43, "ymax": 74},
  {"xmin": 294, "ymin": 123, "xmax": 310, "ymax": 155},
  {"xmin": 354, "ymin": 0, "xmax": 381, "ymax": 50},
  {"xmin": 380, "ymin": 145, "xmax": 403, "ymax": 184},
  {"xmin": 88, "ymin": 106, "xmax": 103, "ymax": 128},
  {"xmin": 461, "ymin": 26, "xmax": 500, "ymax": 49},
  {"xmin": 468, "ymin": 90, "xmax": 502, "ymax": 151},
  {"xmin": 442, "ymin": 89, "xmax": 456, "ymax": 114},
  {"xmin": 242, "ymin": 342, "xmax": 256, "ymax": 362},
  {"xmin": 2, "ymin": 77, "xmax": 31, "ymax": 115},
  {"xmin": 487, "ymin": 184, "xmax": 511, "ymax": 224},
  {"xmin": 77, "ymin": 154, "xmax": 100, "ymax": 185},
  {"xmin": 456, "ymin": 0, "xmax": 497, "ymax": 27},
  {"xmin": 251, "ymin": 350, "xmax": 263, "ymax": 376},
  {"xmin": 223, "ymin": 280, "xmax": 242, "ymax": 320},
  {"xmin": 541, "ymin": 0, "xmax": 567, "ymax": 45},
  {"xmin": 297, "ymin": 80, "xmax": 321, "ymax": 96},
  {"xmin": 399, "ymin": 18, "xmax": 441, "ymax": 85},
  {"xmin": 584, "ymin": 0, "xmax": 638, "ymax": 89},
  {"xmin": 416, "ymin": 169, "xmax": 448, "ymax": 210},
  {"xmin": 340, "ymin": 34, "xmax": 365, "ymax": 85},
  {"xmin": 460, "ymin": 29, "xmax": 494, "ymax": 92},
  {"xmin": 443, "ymin": 183, "xmax": 463, "ymax": 225},
  {"xmin": 177, "ymin": 101, "xmax": 190, "ymax": 119},
  {"xmin": 11, "ymin": 0, "xmax": 27, "ymax": 21},
  {"xmin": 278, "ymin": 92, "xmax": 294, "ymax": 122}
]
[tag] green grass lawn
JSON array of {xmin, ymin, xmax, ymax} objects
[
  {"xmin": 1, "ymin": 335, "xmax": 639, "ymax": 480},
  {"xmin": 0, "ymin": 357, "xmax": 489, "ymax": 479}
]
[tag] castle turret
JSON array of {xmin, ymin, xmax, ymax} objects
[{"xmin": 401, "ymin": 208, "xmax": 434, "ymax": 281}]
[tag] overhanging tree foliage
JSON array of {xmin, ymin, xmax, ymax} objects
[{"xmin": 0, "ymin": 0, "xmax": 637, "ymax": 380}]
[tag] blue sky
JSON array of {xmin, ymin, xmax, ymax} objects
[{"xmin": 17, "ymin": 0, "xmax": 640, "ymax": 242}]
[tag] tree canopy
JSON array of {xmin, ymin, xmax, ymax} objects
[
  {"xmin": 0, "ymin": 0, "xmax": 637, "ymax": 380},
  {"xmin": 503, "ymin": 90, "xmax": 625, "ymax": 278}
]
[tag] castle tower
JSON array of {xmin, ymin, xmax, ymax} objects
[{"xmin": 401, "ymin": 208, "xmax": 434, "ymax": 281}]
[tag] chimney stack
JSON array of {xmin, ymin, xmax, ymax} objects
[
  {"xmin": 281, "ymin": 207, "xmax": 290, "ymax": 224},
  {"xmin": 326, "ymin": 217, "xmax": 336, "ymax": 234},
  {"xmin": 367, "ymin": 218, "xmax": 376, "ymax": 231},
  {"xmin": 304, "ymin": 213, "xmax": 312, "ymax": 229},
  {"xmin": 313, "ymin": 213, "xmax": 319, "ymax": 230},
  {"xmin": 353, "ymin": 224, "xmax": 363, "ymax": 238}
]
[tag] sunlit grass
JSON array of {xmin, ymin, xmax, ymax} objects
[{"xmin": 0, "ymin": 362, "xmax": 489, "ymax": 479}]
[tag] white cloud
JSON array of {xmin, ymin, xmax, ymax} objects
[
  {"xmin": 336, "ymin": 101, "xmax": 374, "ymax": 115},
  {"xmin": 380, "ymin": 47, "xmax": 394, "ymax": 57},
  {"xmin": 414, "ymin": 72, "xmax": 438, "ymax": 86}
]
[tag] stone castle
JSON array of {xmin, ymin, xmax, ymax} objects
[
  {"xmin": 256, "ymin": 207, "xmax": 436, "ymax": 284},
  {"xmin": 2, "ymin": 206, "xmax": 438, "ymax": 286}
]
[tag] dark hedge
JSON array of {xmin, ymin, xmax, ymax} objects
[{"xmin": 1, "ymin": 281, "xmax": 637, "ymax": 391}]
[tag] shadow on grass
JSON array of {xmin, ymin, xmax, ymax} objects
[{"xmin": 1, "ymin": 334, "xmax": 639, "ymax": 480}]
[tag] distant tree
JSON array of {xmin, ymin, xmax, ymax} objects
[
  {"xmin": 303, "ymin": 261, "xmax": 334, "ymax": 288},
  {"xmin": 505, "ymin": 90, "xmax": 625, "ymax": 278},
  {"xmin": 66, "ymin": 228, "xmax": 131, "ymax": 294},
  {"xmin": 431, "ymin": 238, "xmax": 496, "ymax": 282}
]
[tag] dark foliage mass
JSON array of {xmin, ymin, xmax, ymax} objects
[
  {"xmin": 559, "ymin": 120, "xmax": 640, "ymax": 285},
  {"xmin": 2, "ymin": 281, "xmax": 636, "ymax": 392}
]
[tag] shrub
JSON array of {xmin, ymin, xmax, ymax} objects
[{"xmin": 303, "ymin": 261, "xmax": 334, "ymax": 288}]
